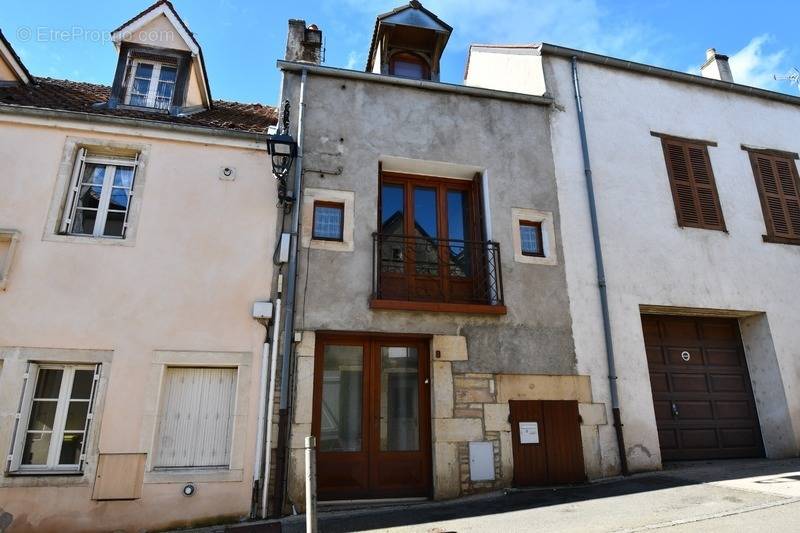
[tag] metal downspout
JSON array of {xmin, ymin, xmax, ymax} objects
[
  {"xmin": 273, "ymin": 68, "xmax": 309, "ymax": 516},
  {"xmin": 571, "ymin": 56, "xmax": 629, "ymax": 475}
]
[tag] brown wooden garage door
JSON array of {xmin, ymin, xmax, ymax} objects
[{"xmin": 643, "ymin": 315, "xmax": 764, "ymax": 461}]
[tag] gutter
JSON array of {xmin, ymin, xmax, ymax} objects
[
  {"xmin": 570, "ymin": 56, "xmax": 628, "ymax": 475},
  {"xmin": 537, "ymin": 43, "xmax": 800, "ymax": 108},
  {"xmin": 0, "ymin": 102, "xmax": 269, "ymax": 144},
  {"xmin": 277, "ymin": 60, "xmax": 553, "ymax": 106}
]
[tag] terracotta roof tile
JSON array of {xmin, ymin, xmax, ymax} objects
[{"xmin": 0, "ymin": 77, "xmax": 276, "ymax": 134}]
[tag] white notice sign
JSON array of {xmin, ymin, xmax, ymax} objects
[{"xmin": 519, "ymin": 422, "xmax": 540, "ymax": 444}]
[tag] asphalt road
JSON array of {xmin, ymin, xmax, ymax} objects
[{"xmin": 273, "ymin": 458, "xmax": 800, "ymax": 533}]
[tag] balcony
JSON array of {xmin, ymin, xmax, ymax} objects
[{"xmin": 371, "ymin": 233, "xmax": 506, "ymax": 314}]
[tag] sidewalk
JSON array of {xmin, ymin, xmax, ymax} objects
[{"xmin": 180, "ymin": 458, "xmax": 800, "ymax": 533}]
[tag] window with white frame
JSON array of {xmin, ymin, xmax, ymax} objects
[
  {"xmin": 7, "ymin": 363, "xmax": 100, "ymax": 473},
  {"xmin": 154, "ymin": 367, "xmax": 237, "ymax": 469},
  {"xmin": 125, "ymin": 59, "xmax": 178, "ymax": 110},
  {"xmin": 60, "ymin": 149, "xmax": 139, "ymax": 239}
]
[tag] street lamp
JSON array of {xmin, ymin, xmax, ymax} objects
[{"xmin": 266, "ymin": 100, "xmax": 297, "ymax": 180}]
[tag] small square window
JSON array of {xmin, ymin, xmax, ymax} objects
[
  {"xmin": 519, "ymin": 220, "xmax": 544, "ymax": 257},
  {"xmin": 312, "ymin": 201, "xmax": 344, "ymax": 241}
]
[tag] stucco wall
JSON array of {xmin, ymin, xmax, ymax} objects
[
  {"xmin": 0, "ymin": 115, "xmax": 277, "ymax": 532},
  {"xmin": 542, "ymin": 55, "xmax": 800, "ymax": 472},
  {"xmin": 282, "ymin": 71, "xmax": 576, "ymax": 376}
]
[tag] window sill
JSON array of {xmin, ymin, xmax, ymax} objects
[
  {"xmin": 370, "ymin": 298, "xmax": 507, "ymax": 315},
  {"xmin": 762, "ymin": 235, "xmax": 800, "ymax": 246},
  {"xmin": 5, "ymin": 469, "xmax": 84, "ymax": 477},
  {"xmin": 43, "ymin": 233, "xmax": 135, "ymax": 247},
  {"xmin": 144, "ymin": 467, "xmax": 243, "ymax": 484}
]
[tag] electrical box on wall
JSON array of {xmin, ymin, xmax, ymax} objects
[
  {"xmin": 278, "ymin": 233, "xmax": 291, "ymax": 263},
  {"xmin": 468, "ymin": 441, "xmax": 495, "ymax": 481},
  {"xmin": 252, "ymin": 301, "xmax": 273, "ymax": 320}
]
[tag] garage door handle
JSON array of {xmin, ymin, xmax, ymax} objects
[{"xmin": 671, "ymin": 402, "xmax": 680, "ymax": 418}]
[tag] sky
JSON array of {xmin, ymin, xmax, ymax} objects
[{"xmin": 2, "ymin": 0, "xmax": 799, "ymax": 105}]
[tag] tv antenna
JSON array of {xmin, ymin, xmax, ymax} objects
[{"xmin": 774, "ymin": 67, "xmax": 800, "ymax": 91}]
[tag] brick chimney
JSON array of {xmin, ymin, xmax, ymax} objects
[
  {"xmin": 285, "ymin": 19, "xmax": 322, "ymax": 64},
  {"xmin": 701, "ymin": 48, "xmax": 733, "ymax": 83}
]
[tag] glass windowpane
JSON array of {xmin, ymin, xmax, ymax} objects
[
  {"xmin": 447, "ymin": 190, "xmax": 471, "ymax": 277},
  {"xmin": 34, "ymin": 369, "xmax": 63, "ymax": 399},
  {"xmin": 27, "ymin": 401, "xmax": 57, "ymax": 431},
  {"xmin": 22, "ymin": 432, "xmax": 51, "ymax": 465},
  {"xmin": 81, "ymin": 164, "xmax": 106, "ymax": 185},
  {"xmin": 58, "ymin": 433, "xmax": 84, "ymax": 465},
  {"xmin": 320, "ymin": 345, "xmax": 363, "ymax": 452},
  {"xmin": 381, "ymin": 184, "xmax": 405, "ymax": 273},
  {"xmin": 112, "ymin": 166, "xmax": 135, "ymax": 188},
  {"xmin": 413, "ymin": 187, "xmax": 438, "ymax": 275},
  {"xmin": 65, "ymin": 402, "xmax": 89, "ymax": 431},
  {"xmin": 70, "ymin": 370, "xmax": 94, "ymax": 399},
  {"xmin": 103, "ymin": 211, "xmax": 126, "ymax": 237},
  {"xmin": 71, "ymin": 208, "xmax": 97, "ymax": 235},
  {"xmin": 379, "ymin": 346, "xmax": 419, "ymax": 451}
]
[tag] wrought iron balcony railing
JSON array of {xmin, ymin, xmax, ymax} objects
[{"xmin": 371, "ymin": 233, "xmax": 504, "ymax": 309}]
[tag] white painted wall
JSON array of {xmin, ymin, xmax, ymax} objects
[
  {"xmin": 465, "ymin": 46, "xmax": 547, "ymax": 96},
  {"xmin": 543, "ymin": 55, "xmax": 800, "ymax": 471}
]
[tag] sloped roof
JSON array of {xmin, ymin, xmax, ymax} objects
[
  {"xmin": 366, "ymin": 1, "xmax": 452, "ymax": 72},
  {"xmin": 0, "ymin": 77, "xmax": 276, "ymax": 134},
  {"xmin": 0, "ymin": 29, "xmax": 32, "ymax": 83}
]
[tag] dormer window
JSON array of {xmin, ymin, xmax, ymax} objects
[
  {"xmin": 125, "ymin": 58, "xmax": 177, "ymax": 110},
  {"xmin": 389, "ymin": 52, "xmax": 430, "ymax": 80}
]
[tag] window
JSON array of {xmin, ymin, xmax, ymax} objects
[
  {"xmin": 0, "ymin": 229, "xmax": 20, "ymax": 290},
  {"xmin": 312, "ymin": 201, "xmax": 345, "ymax": 241},
  {"xmin": 125, "ymin": 59, "xmax": 177, "ymax": 110},
  {"xmin": 657, "ymin": 135, "xmax": 726, "ymax": 231},
  {"xmin": 389, "ymin": 52, "xmax": 431, "ymax": 80},
  {"xmin": 154, "ymin": 367, "xmax": 237, "ymax": 469},
  {"xmin": 519, "ymin": 220, "xmax": 544, "ymax": 257},
  {"xmin": 60, "ymin": 149, "xmax": 139, "ymax": 239},
  {"xmin": 746, "ymin": 149, "xmax": 800, "ymax": 244},
  {"xmin": 8, "ymin": 364, "xmax": 100, "ymax": 473}
]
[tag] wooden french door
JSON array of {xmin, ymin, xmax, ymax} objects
[
  {"xmin": 312, "ymin": 334, "xmax": 432, "ymax": 500},
  {"xmin": 378, "ymin": 172, "xmax": 484, "ymax": 303}
]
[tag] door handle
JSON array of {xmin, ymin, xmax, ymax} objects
[{"xmin": 671, "ymin": 402, "xmax": 680, "ymax": 418}]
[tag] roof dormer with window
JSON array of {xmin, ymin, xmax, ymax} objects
[
  {"xmin": 106, "ymin": 0, "xmax": 212, "ymax": 115},
  {"xmin": 366, "ymin": 1, "xmax": 452, "ymax": 82}
]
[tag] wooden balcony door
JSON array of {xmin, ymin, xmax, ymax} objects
[
  {"xmin": 378, "ymin": 171, "xmax": 484, "ymax": 303},
  {"xmin": 312, "ymin": 334, "xmax": 432, "ymax": 500}
]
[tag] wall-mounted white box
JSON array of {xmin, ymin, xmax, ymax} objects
[{"xmin": 469, "ymin": 441, "xmax": 495, "ymax": 481}]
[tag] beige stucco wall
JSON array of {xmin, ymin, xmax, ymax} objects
[
  {"xmin": 0, "ymin": 55, "xmax": 18, "ymax": 83},
  {"xmin": 0, "ymin": 113, "xmax": 276, "ymax": 532}
]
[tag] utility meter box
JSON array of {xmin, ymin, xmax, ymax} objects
[{"xmin": 252, "ymin": 301, "xmax": 273, "ymax": 320}]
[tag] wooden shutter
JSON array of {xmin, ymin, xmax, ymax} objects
[
  {"xmin": 748, "ymin": 151, "xmax": 800, "ymax": 242},
  {"xmin": 155, "ymin": 367, "xmax": 237, "ymax": 468},
  {"xmin": 661, "ymin": 138, "xmax": 726, "ymax": 231}
]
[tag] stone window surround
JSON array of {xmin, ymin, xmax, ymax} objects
[
  {"xmin": 139, "ymin": 350, "xmax": 251, "ymax": 484},
  {"xmin": 43, "ymin": 136, "xmax": 151, "ymax": 247},
  {"xmin": 301, "ymin": 187, "xmax": 355, "ymax": 252},
  {"xmin": 0, "ymin": 229, "xmax": 21, "ymax": 290},
  {"xmin": 0, "ymin": 347, "xmax": 113, "ymax": 488},
  {"xmin": 511, "ymin": 207, "xmax": 558, "ymax": 266}
]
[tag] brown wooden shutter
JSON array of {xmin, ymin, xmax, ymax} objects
[
  {"xmin": 748, "ymin": 151, "xmax": 800, "ymax": 242},
  {"xmin": 660, "ymin": 138, "xmax": 726, "ymax": 231}
]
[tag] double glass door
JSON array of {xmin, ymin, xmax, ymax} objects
[{"xmin": 312, "ymin": 335, "xmax": 432, "ymax": 500}]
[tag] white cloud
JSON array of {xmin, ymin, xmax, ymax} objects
[
  {"xmin": 728, "ymin": 35, "xmax": 787, "ymax": 90},
  {"xmin": 345, "ymin": 50, "xmax": 363, "ymax": 70}
]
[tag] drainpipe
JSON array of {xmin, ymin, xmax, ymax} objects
[
  {"xmin": 259, "ymin": 288, "xmax": 282, "ymax": 518},
  {"xmin": 273, "ymin": 67, "xmax": 308, "ymax": 516},
  {"xmin": 570, "ymin": 56, "xmax": 628, "ymax": 475}
]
